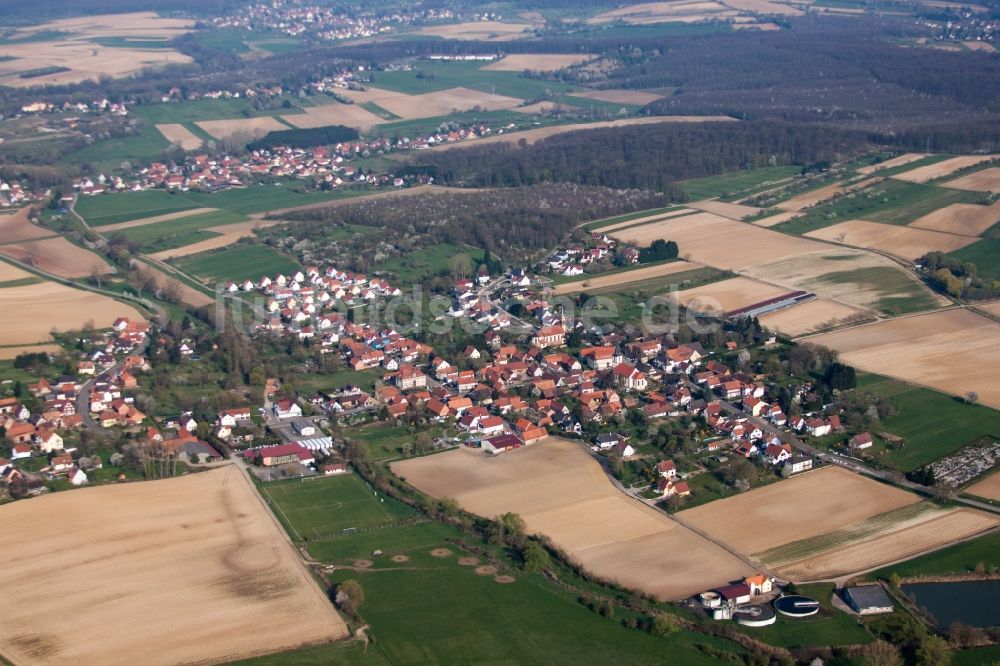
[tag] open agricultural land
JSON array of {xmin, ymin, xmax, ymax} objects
[
  {"xmin": 0, "ymin": 280, "xmax": 144, "ymax": 347},
  {"xmin": 856, "ymin": 153, "xmax": 928, "ymax": 175},
  {"xmin": 609, "ymin": 211, "xmax": 828, "ymax": 270},
  {"xmin": 679, "ymin": 466, "xmax": 1000, "ymax": 581},
  {"xmin": 393, "ymin": 439, "xmax": 752, "ymax": 600},
  {"xmin": 0, "ymin": 237, "xmax": 112, "ymax": 278},
  {"xmin": 853, "ymin": 373, "xmax": 1000, "ymax": 472},
  {"xmin": 173, "ymin": 244, "xmax": 299, "ymax": 283},
  {"xmin": 805, "ymin": 219, "xmax": 977, "ymax": 260},
  {"xmin": 552, "ymin": 260, "xmax": 703, "ymax": 295},
  {"xmin": 567, "ymin": 89, "xmax": 665, "ymax": 105},
  {"xmin": 741, "ymin": 248, "xmax": 945, "ymax": 316},
  {"xmin": 966, "ymin": 471, "xmax": 1000, "ymax": 502},
  {"xmin": 943, "ymin": 166, "xmax": 1000, "ymax": 192},
  {"xmin": 0, "ymin": 12, "xmax": 194, "ymax": 87},
  {"xmin": 195, "ymin": 117, "xmax": 290, "ymax": 141},
  {"xmin": 0, "ymin": 207, "xmax": 59, "ymax": 242},
  {"xmin": 259, "ymin": 465, "xmax": 747, "ymax": 665},
  {"xmin": 759, "ymin": 298, "xmax": 870, "ymax": 337},
  {"xmin": 154, "ymin": 123, "xmax": 204, "ymax": 151},
  {"xmin": 410, "ymin": 115, "xmax": 737, "ymax": 152},
  {"xmin": 672, "ymin": 276, "xmax": 789, "ymax": 315},
  {"xmin": 0, "ymin": 465, "xmax": 347, "ymax": 666},
  {"xmin": 483, "ymin": 54, "xmax": 596, "ymax": 72},
  {"xmin": 907, "ymin": 200, "xmax": 1000, "ymax": 236},
  {"xmin": 807, "ymin": 309, "xmax": 1000, "ymax": 410},
  {"xmin": 412, "ymin": 21, "xmax": 533, "ymax": 40},
  {"xmin": 890, "ymin": 155, "xmax": 999, "ymax": 183}
]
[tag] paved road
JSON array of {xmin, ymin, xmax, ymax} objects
[
  {"xmin": 76, "ymin": 339, "xmax": 149, "ymax": 435},
  {"xmin": 681, "ymin": 378, "xmax": 1000, "ymax": 517},
  {"xmin": 565, "ymin": 437, "xmax": 783, "ymax": 580}
]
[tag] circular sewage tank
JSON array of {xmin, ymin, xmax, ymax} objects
[
  {"xmin": 774, "ymin": 595, "xmax": 820, "ymax": 617},
  {"xmin": 733, "ymin": 604, "xmax": 776, "ymax": 627}
]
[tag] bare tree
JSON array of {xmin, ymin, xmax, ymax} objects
[{"xmin": 965, "ymin": 391, "xmax": 979, "ymax": 405}]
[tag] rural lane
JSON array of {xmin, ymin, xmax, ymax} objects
[
  {"xmin": 683, "ymin": 378, "xmax": 1000, "ymax": 517},
  {"xmin": 566, "ymin": 437, "xmax": 785, "ymax": 581}
]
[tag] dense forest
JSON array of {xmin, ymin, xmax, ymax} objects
[
  {"xmin": 410, "ymin": 121, "xmax": 871, "ymax": 190},
  {"xmin": 245, "ymin": 125, "xmax": 359, "ymax": 152},
  {"xmin": 264, "ymin": 183, "xmax": 668, "ymax": 271}
]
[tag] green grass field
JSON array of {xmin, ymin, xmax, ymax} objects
[
  {"xmin": 774, "ymin": 180, "xmax": 984, "ymax": 235},
  {"xmin": 867, "ymin": 531, "xmax": 1000, "ymax": 580},
  {"xmin": 679, "ymin": 165, "xmax": 801, "ymax": 201},
  {"xmin": 368, "ymin": 60, "xmax": 583, "ymax": 100},
  {"xmin": 858, "ymin": 374, "xmax": 1000, "ymax": 471},
  {"xmin": 953, "ymin": 645, "xmax": 1000, "ymax": 666},
  {"xmin": 75, "ymin": 190, "xmax": 200, "ymax": 226},
  {"xmin": 809, "ymin": 266, "xmax": 941, "ymax": 316},
  {"xmin": 947, "ymin": 239, "xmax": 1000, "ymax": 280},
  {"xmin": 373, "ymin": 242, "xmax": 473, "ymax": 283},
  {"xmin": 79, "ymin": 184, "xmax": 376, "ymax": 227},
  {"xmin": 285, "ymin": 514, "xmax": 748, "ymax": 666},
  {"xmin": 293, "ymin": 368, "xmax": 383, "ymax": 395},
  {"xmin": 261, "ymin": 473, "xmax": 416, "ymax": 540},
  {"xmin": 112, "ymin": 210, "xmax": 247, "ymax": 252},
  {"xmin": 174, "ymin": 244, "xmax": 299, "ymax": 283}
]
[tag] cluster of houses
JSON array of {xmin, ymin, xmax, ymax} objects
[
  {"xmin": 543, "ymin": 232, "xmax": 638, "ymax": 277},
  {"xmin": 18, "ymin": 98, "xmax": 129, "ymax": 117},
  {"xmin": 209, "ymin": 2, "xmax": 455, "ymax": 41},
  {"xmin": 0, "ymin": 317, "xmax": 152, "ymax": 491},
  {"xmin": 70, "ymin": 122, "xmax": 504, "ymax": 197},
  {"xmin": 237, "ymin": 267, "xmax": 403, "ymax": 341},
  {"xmin": 0, "ymin": 178, "xmax": 44, "ymax": 208}
]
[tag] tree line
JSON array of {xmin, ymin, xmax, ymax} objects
[{"xmin": 409, "ymin": 121, "xmax": 872, "ymax": 191}]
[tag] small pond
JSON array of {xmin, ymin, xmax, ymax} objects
[{"xmin": 902, "ymin": 580, "xmax": 1000, "ymax": 628}]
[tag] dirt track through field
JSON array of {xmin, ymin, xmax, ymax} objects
[
  {"xmin": 393, "ymin": 439, "xmax": 752, "ymax": 600},
  {"xmin": 99, "ymin": 207, "xmax": 218, "ymax": 232},
  {"xmin": 806, "ymin": 308, "xmax": 1000, "ymax": 409},
  {"xmin": 0, "ymin": 465, "xmax": 347, "ymax": 666}
]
